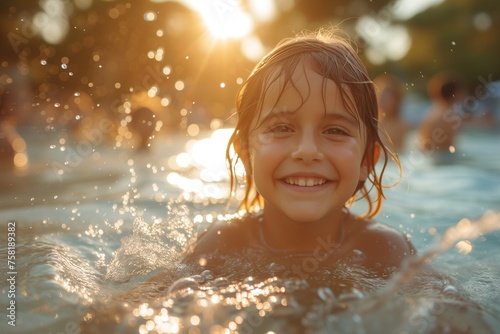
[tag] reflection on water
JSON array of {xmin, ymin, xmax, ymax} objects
[
  {"xmin": 165, "ymin": 128, "xmax": 244, "ymax": 203},
  {"xmin": 78, "ymin": 208, "xmax": 500, "ymax": 334},
  {"xmin": 0, "ymin": 129, "xmax": 500, "ymax": 333}
]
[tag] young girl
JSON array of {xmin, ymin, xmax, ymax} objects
[{"xmin": 183, "ymin": 29, "xmax": 415, "ymax": 279}]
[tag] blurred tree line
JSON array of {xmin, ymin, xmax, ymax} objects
[
  {"xmin": 392, "ymin": 0, "xmax": 500, "ymax": 92},
  {"xmin": 0, "ymin": 0, "xmax": 498, "ymax": 133}
]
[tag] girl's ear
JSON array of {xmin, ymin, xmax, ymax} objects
[{"xmin": 359, "ymin": 143, "xmax": 381, "ymax": 181}]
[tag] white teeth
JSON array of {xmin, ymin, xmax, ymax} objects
[{"xmin": 285, "ymin": 177, "xmax": 326, "ymax": 187}]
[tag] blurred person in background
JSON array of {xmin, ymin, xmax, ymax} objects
[
  {"xmin": 128, "ymin": 106, "xmax": 157, "ymax": 151},
  {"xmin": 417, "ymin": 73, "xmax": 467, "ymax": 153},
  {"xmin": 374, "ymin": 74, "xmax": 409, "ymax": 154},
  {"xmin": 0, "ymin": 86, "xmax": 29, "ymax": 173}
]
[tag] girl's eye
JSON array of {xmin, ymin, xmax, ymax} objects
[
  {"xmin": 269, "ymin": 124, "xmax": 293, "ymax": 133},
  {"xmin": 324, "ymin": 127, "xmax": 348, "ymax": 136}
]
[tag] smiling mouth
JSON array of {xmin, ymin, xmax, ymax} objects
[{"xmin": 284, "ymin": 177, "xmax": 327, "ymax": 187}]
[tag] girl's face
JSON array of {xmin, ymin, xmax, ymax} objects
[{"xmin": 248, "ymin": 64, "xmax": 369, "ymax": 225}]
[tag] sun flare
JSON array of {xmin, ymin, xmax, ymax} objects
[
  {"xmin": 180, "ymin": 0, "xmax": 254, "ymax": 39},
  {"xmin": 200, "ymin": 3, "xmax": 253, "ymax": 39},
  {"xmin": 204, "ymin": 12, "xmax": 253, "ymax": 39}
]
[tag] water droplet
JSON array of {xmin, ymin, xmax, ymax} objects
[
  {"xmin": 162, "ymin": 66, "xmax": 171, "ymax": 75},
  {"xmin": 167, "ymin": 277, "xmax": 200, "ymax": 294},
  {"xmin": 268, "ymin": 262, "xmax": 285, "ymax": 274},
  {"xmin": 441, "ymin": 284, "xmax": 459, "ymax": 297},
  {"xmin": 451, "ymin": 41, "xmax": 456, "ymax": 45},
  {"xmin": 317, "ymin": 287, "xmax": 335, "ymax": 302},
  {"xmin": 351, "ymin": 249, "xmax": 366, "ymax": 262},
  {"xmin": 40, "ymin": 60, "xmax": 47, "ymax": 65},
  {"xmin": 175, "ymin": 80, "xmax": 185, "ymax": 91},
  {"xmin": 455, "ymin": 239, "xmax": 472, "ymax": 254},
  {"xmin": 190, "ymin": 275, "xmax": 205, "ymax": 284},
  {"xmin": 212, "ymin": 277, "xmax": 230, "ymax": 288},
  {"xmin": 338, "ymin": 288, "xmax": 364, "ymax": 303},
  {"xmin": 61, "ymin": 63, "xmax": 67, "ymax": 69},
  {"xmin": 144, "ymin": 11, "xmax": 157, "ymax": 22},
  {"xmin": 284, "ymin": 278, "xmax": 309, "ymax": 290},
  {"xmin": 201, "ymin": 269, "xmax": 214, "ymax": 281}
]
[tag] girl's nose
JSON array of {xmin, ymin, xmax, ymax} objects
[{"xmin": 290, "ymin": 131, "xmax": 324, "ymax": 162}]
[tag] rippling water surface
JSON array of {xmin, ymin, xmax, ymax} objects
[{"xmin": 1, "ymin": 128, "xmax": 500, "ymax": 333}]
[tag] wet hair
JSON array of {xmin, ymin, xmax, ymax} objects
[{"xmin": 226, "ymin": 28, "xmax": 401, "ymax": 219}]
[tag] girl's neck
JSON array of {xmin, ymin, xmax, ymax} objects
[{"xmin": 259, "ymin": 208, "xmax": 347, "ymax": 253}]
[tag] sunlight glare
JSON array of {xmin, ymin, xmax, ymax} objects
[
  {"xmin": 33, "ymin": 0, "xmax": 70, "ymax": 45},
  {"xmin": 183, "ymin": 0, "xmax": 253, "ymax": 39},
  {"xmin": 241, "ymin": 35, "xmax": 266, "ymax": 62},
  {"xmin": 166, "ymin": 129, "xmax": 244, "ymax": 200},
  {"xmin": 249, "ymin": 0, "xmax": 277, "ymax": 22},
  {"xmin": 392, "ymin": 0, "xmax": 444, "ymax": 20},
  {"xmin": 189, "ymin": 129, "xmax": 233, "ymax": 171},
  {"xmin": 204, "ymin": 10, "xmax": 252, "ymax": 39},
  {"xmin": 355, "ymin": 18, "xmax": 410, "ymax": 65}
]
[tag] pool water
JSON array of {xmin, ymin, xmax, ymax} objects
[{"xmin": 1, "ymin": 127, "xmax": 499, "ymax": 334}]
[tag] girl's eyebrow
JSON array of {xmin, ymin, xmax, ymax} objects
[
  {"xmin": 323, "ymin": 112, "xmax": 358, "ymax": 127},
  {"xmin": 260, "ymin": 109, "xmax": 295, "ymax": 121},
  {"xmin": 257, "ymin": 109, "xmax": 358, "ymax": 127}
]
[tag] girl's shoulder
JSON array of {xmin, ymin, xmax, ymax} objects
[
  {"xmin": 343, "ymin": 215, "xmax": 416, "ymax": 269},
  {"xmin": 183, "ymin": 213, "xmax": 261, "ymax": 263}
]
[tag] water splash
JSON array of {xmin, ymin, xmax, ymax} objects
[
  {"xmin": 79, "ymin": 211, "xmax": 500, "ymax": 333},
  {"xmin": 329, "ymin": 211, "xmax": 500, "ymax": 333},
  {"xmin": 380, "ymin": 211, "xmax": 500, "ymax": 298},
  {"xmin": 105, "ymin": 199, "xmax": 196, "ymax": 284}
]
